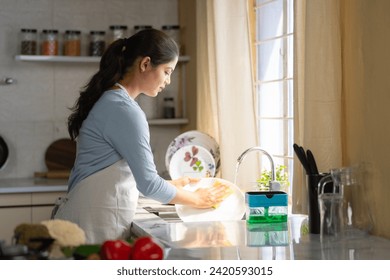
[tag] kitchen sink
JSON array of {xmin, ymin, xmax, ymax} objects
[{"xmin": 143, "ymin": 206, "xmax": 182, "ymax": 223}]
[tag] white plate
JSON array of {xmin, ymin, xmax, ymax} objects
[
  {"xmin": 175, "ymin": 178, "xmax": 246, "ymax": 222},
  {"xmin": 169, "ymin": 145, "xmax": 216, "ymax": 180},
  {"xmin": 165, "ymin": 130, "xmax": 220, "ymax": 176}
]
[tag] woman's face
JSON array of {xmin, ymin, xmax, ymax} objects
[{"xmin": 141, "ymin": 56, "xmax": 178, "ymax": 97}]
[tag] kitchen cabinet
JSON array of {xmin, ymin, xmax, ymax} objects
[
  {"xmin": 14, "ymin": 55, "xmax": 190, "ymax": 125},
  {"xmin": 31, "ymin": 192, "xmax": 63, "ymax": 223},
  {"xmin": 0, "ymin": 191, "xmax": 65, "ymax": 244},
  {"xmin": 0, "ymin": 193, "xmax": 31, "ymax": 245}
]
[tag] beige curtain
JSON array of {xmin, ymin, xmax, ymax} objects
[
  {"xmin": 196, "ymin": 0, "xmax": 259, "ymax": 189},
  {"xmin": 293, "ymin": 0, "xmax": 343, "ymax": 213}
]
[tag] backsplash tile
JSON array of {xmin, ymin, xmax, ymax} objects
[{"xmin": 0, "ymin": 0, "xmax": 179, "ymax": 179}]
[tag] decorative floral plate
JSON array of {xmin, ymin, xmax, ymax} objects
[
  {"xmin": 165, "ymin": 130, "xmax": 220, "ymax": 175},
  {"xmin": 169, "ymin": 145, "xmax": 216, "ymax": 180}
]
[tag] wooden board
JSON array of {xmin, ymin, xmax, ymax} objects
[{"xmin": 44, "ymin": 138, "xmax": 76, "ymax": 171}]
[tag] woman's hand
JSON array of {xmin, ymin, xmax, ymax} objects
[
  {"xmin": 192, "ymin": 183, "xmax": 231, "ymax": 208},
  {"xmin": 169, "ymin": 179, "xmax": 232, "ymax": 209}
]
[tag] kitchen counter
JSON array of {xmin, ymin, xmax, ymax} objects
[
  {"xmin": 131, "ymin": 197, "xmax": 390, "ymax": 260},
  {"xmin": 0, "ymin": 178, "xmax": 68, "ymax": 194},
  {"xmin": 0, "ymin": 178, "xmax": 68, "ymax": 244}
]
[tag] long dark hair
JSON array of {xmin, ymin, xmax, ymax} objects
[{"xmin": 67, "ymin": 28, "xmax": 179, "ymax": 140}]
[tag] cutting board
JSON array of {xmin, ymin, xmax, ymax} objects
[{"xmin": 44, "ymin": 138, "xmax": 76, "ymax": 171}]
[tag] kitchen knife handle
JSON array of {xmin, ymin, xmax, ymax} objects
[
  {"xmin": 293, "ymin": 143, "xmax": 310, "ymax": 175},
  {"xmin": 306, "ymin": 149, "xmax": 319, "ymax": 175}
]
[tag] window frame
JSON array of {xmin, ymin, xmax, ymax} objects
[{"xmin": 250, "ymin": 0, "xmax": 294, "ymax": 201}]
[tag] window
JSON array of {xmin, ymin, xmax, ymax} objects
[{"xmin": 253, "ymin": 0, "xmax": 294, "ymax": 199}]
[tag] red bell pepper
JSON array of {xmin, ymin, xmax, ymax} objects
[
  {"xmin": 100, "ymin": 239, "xmax": 132, "ymax": 260},
  {"xmin": 131, "ymin": 236, "xmax": 164, "ymax": 260}
]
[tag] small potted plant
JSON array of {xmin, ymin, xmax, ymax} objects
[{"xmin": 256, "ymin": 165, "xmax": 290, "ymax": 193}]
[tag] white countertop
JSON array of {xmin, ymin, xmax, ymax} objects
[
  {"xmin": 131, "ymin": 198, "xmax": 390, "ymax": 260},
  {"xmin": 0, "ymin": 178, "xmax": 68, "ymax": 194}
]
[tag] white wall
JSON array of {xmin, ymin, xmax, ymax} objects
[{"xmin": 0, "ymin": 0, "xmax": 181, "ymax": 179}]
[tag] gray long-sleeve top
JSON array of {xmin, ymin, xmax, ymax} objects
[{"xmin": 67, "ymin": 88, "xmax": 177, "ymax": 204}]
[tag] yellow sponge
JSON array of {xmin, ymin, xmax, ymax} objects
[{"xmin": 212, "ymin": 181, "xmax": 234, "ymax": 209}]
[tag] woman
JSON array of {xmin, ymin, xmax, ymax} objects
[{"xmin": 54, "ymin": 29, "xmax": 229, "ymax": 244}]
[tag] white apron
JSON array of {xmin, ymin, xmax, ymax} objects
[{"xmin": 54, "ymin": 159, "xmax": 139, "ymax": 244}]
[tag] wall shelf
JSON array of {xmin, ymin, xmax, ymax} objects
[
  {"xmin": 14, "ymin": 54, "xmax": 190, "ymax": 126},
  {"xmin": 15, "ymin": 55, "xmax": 190, "ymax": 63},
  {"xmin": 15, "ymin": 55, "xmax": 99, "ymax": 63}
]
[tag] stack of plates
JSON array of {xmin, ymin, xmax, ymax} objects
[{"xmin": 165, "ymin": 130, "xmax": 220, "ymax": 180}]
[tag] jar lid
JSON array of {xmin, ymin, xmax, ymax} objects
[
  {"xmin": 42, "ymin": 29, "xmax": 59, "ymax": 34},
  {"xmin": 65, "ymin": 30, "xmax": 81, "ymax": 34},
  {"xmin": 110, "ymin": 25, "xmax": 128, "ymax": 30},
  {"xmin": 162, "ymin": 25, "xmax": 180, "ymax": 30},
  {"xmin": 90, "ymin": 31, "xmax": 106, "ymax": 35},
  {"xmin": 134, "ymin": 25, "xmax": 153, "ymax": 30},
  {"xmin": 21, "ymin": 28, "xmax": 37, "ymax": 33}
]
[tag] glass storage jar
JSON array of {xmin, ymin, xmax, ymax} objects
[
  {"xmin": 89, "ymin": 31, "xmax": 105, "ymax": 56},
  {"xmin": 20, "ymin": 28, "xmax": 37, "ymax": 55},
  {"xmin": 63, "ymin": 30, "xmax": 81, "ymax": 56},
  {"xmin": 109, "ymin": 25, "xmax": 128, "ymax": 43},
  {"xmin": 41, "ymin": 29, "xmax": 59, "ymax": 55},
  {"xmin": 162, "ymin": 25, "xmax": 181, "ymax": 52},
  {"xmin": 163, "ymin": 97, "xmax": 175, "ymax": 119},
  {"xmin": 133, "ymin": 25, "xmax": 152, "ymax": 35}
]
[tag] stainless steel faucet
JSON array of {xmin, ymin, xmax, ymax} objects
[{"xmin": 234, "ymin": 146, "xmax": 280, "ymax": 191}]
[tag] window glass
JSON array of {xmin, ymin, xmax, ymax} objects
[
  {"xmin": 255, "ymin": 0, "xmax": 294, "ymax": 202},
  {"xmin": 258, "ymin": 80, "xmax": 293, "ymax": 118}
]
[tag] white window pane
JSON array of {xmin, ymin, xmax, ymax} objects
[
  {"xmin": 256, "ymin": 0, "xmax": 271, "ymax": 5},
  {"xmin": 258, "ymin": 118, "xmax": 293, "ymax": 157},
  {"xmin": 256, "ymin": 0, "xmax": 294, "ymax": 41},
  {"xmin": 258, "ymin": 119, "xmax": 285, "ymax": 154},
  {"xmin": 287, "ymin": 0, "xmax": 294, "ymax": 34},
  {"xmin": 258, "ymin": 80, "xmax": 293, "ymax": 118},
  {"xmin": 258, "ymin": 82, "xmax": 284, "ymax": 117},
  {"xmin": 257, "ymin": 37, "xmax": 289, "ymax": 81},
  {"xmin": 256, "ymin": 0, "xmax": 284, "ymax": 41}
]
